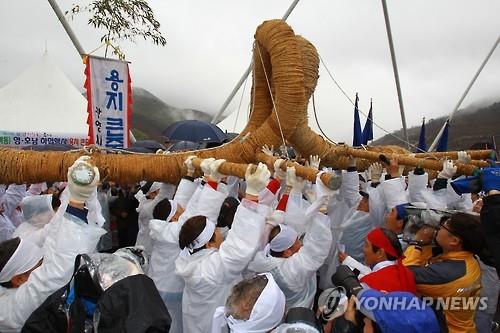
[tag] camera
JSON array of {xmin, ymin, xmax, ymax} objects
[
  {"xmin": 331, "ymin": 265, "xmax": 363, "ymax": 297},
  {"xmin": 274, "ymin": 307, "xmax": 322, "ymax": 333}
]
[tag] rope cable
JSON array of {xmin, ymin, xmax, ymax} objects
[
  {"xmin": 87, "ymin": 43, "xmax": 107, "ymax": 56},
  {"xmin": 232, "ymin": 66, "xmax": 250, "ymax": 132},
  {"xmin": 66, "ymin": 145, "xmax": 156, "ymax": 155},
  {"xmin": 318, "ymin": 54, "xmax": 427, "ymax": 153},
  {"xmin": 312, "ymin": 93, "xmax": 338, "ymax": 145},
  {"xmin": 249, "ymin": 52, "xmax": 257, "ymax": 121}
]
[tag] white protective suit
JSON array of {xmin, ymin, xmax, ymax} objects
[
  {"xmin": 445, "ymin": 179, "xmax": 473, "ymax": 211},
  {"xmin": 407, "ymin": 171, "xmax": 429, "ymax": 204},
  {"xmin": 12, "ymin": 194, "xmax": 55, "ymax": 243},
  {"xmin": 0, "ymin": 186, "xmax": 16, "ymax": 243},
  {"xmin": 0, "ymin": 184, "xmax": 27, "ymax": 242},
  {"xmin": 380, "ymin": 177, "xmax": 409, "ymax": 211},
  {"xmin": 25, "ymin": 183, "xmax": 48, "ymax": 197},
  {"xmin": 0, "ymin": 191, "xmax": 105, "ymax": 332},
  {"xmin": 2, "ymin": 184, "xmax": 27, "ymax": 228},
  {"xmin": 319, "ymin": 171, "xmax": 382, "ymax": 290},
  {"xmin": 147, "ymin": 177, "xmax": 201, "ymax": 333},
  {"xmin": 96, "ymin": 189, "xmax": 113, "ymax": 252},
  {"xmin": 413, "ymin": 176, "xmax": 473, "ymax": 212},
  {"xmin": 248, "ymin": 209, "xmax": 331, "ymax": 309},
  {"xmin": 135, "ymin": 183, "xmax": 176, "ymax": 256},
  {"xmin": 175, "ymin": 198, "xmax": 266, "ymax": 333}
]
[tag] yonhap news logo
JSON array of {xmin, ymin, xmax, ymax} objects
[{"xmin": 356, "ymin": 295, "xmax": 488, "ymax": 311}]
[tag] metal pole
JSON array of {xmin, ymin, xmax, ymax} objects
[
  {"xmin": 428, "ymin": 34, "xmax": 500, "ymax": 151},
  {"xmin": 211, "ymin": 0, "xmax": 301, "ymax": 123},
  {"xmin": 48, "ymin": 0, "xmax": 139, "ymax": 143},
  {"xmin": 281, "ymin": 0, "xmax": 301, "ymax": 21},
  {"xmin": 47, "ymin": 0, "xmax": 86, "ymax": 58},
  {"xmin": 380, "ymin": 0, "xmax": 410, "ymax": 150}
]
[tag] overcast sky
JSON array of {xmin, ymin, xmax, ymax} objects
[{"xmin": 1, "ymin": 0, "xmax": 499, "ymax": 143}]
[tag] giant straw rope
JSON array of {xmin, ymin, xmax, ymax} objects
[{"xmin": 0, "ymin": 20, "xmax": 493, "ymax": 185}]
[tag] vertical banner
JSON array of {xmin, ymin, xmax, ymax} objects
[{"xmin": 85, "ymin": 56, "xmax": 132, "ymax": 149}]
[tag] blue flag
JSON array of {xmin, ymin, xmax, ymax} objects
[
  {"xmin": 362, "ymin": 99, "xmax": 374, "ymax": 144},
  {"xmin": 353, "ymin": 93, "xmax": 363, "ymax": 146},
  {"xmin": 417, "ymin": 117, "xmax": 426, "ymax": 152},
  {"xmin": 436, "ymin": 120, "xmax": 450, "ymax": 152}
]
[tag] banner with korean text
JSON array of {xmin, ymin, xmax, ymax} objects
[
  {"xmin": 0, "ymin": 131, "xmax": 88, "ymax": 148},
  {"xmin": 85, "ymin": 56, "xmax": 132, "ymax": 149}
]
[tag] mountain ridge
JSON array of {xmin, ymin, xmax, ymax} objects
[
  {"xmin": 130, "ymin": 87, "xmax": 212, "ymax": 141},
  {"xmin": 372, "ymin": 100, "xmax": 500, "ymax": 150}
]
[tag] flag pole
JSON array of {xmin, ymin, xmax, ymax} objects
[
  {"xmin": 353, "ymin": 93, "xmax": 363, "ymax": 146},
  {"xmin": 380, "ymin": 0, "xmax": 410, "ymax": 150},
  {"xmin": 211, "ymin": 0, "xmax": 301, "ymax": 124}
]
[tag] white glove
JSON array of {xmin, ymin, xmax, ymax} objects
[
  {"xmin": 364, "ymin": 168, "xmax": 371, "ymax": 182},
  {"xmin": 245, "ymin": 163, "xmax": 271, "ymax": 196},
  {"xmin": 309, "ymin": 155, "xmax": 321, "ymax": 170},
  {"xmin": 286, "ymin": 166, "xmax": 306, "ymax": 193},
  {"xmin": 438, "ymin": 160, "xmax": 457, "ymax": 179},
  {"xmin": 273, "ymin": 158, "xmax": 287, "ymax": 180},
  {"xmin": 305, "ymin": 195, "xmax": 330, "ymax": 218},
  {"xmin": 368, "ymin": 162, "xmax": 383, "ymax": 183},
  {"xmin": 67, "ymin": 156, "xmax": 100, "ymax": 203},
  {"xmin": 200, "ymin": 157, "xmax": 215, "ymax": 177},
  {"xmin": 261, "ymin": 145, "xmax": 274, "ymax": 157},
  {"xmin": 208, "ymin": 159, "xmax": 226, "ymax": 182},
  {"xmin": 457, "ymin": 151, "xmax": 472, "ymax": 164},
  {"xmin": 266, "ymin": 210, "xmax": 284, "ymax": 227},
  {"xmin": 304, "ymin": 188, "xmax": 317, "ymax": 203},
  {"xmin": 184, "ymin": 155, "xmax": 197, "ymax": 174}
]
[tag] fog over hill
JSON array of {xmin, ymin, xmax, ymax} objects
[
  {"xmin": 130, "ymin": 86, "xmax": 499, "ymax": 151},
  {"xmin": 373, "ymin": 100, "xmax": 500, "ymax": 150},
  {"xmin": 130, "ymin": 87, "xmax": 212, "ymax": 141}
]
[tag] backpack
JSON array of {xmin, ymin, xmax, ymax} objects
[{"xmin": 22, "ymin": 254, "xmax": 171, "ymax": 332}]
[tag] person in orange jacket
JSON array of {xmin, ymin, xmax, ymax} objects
[{"xmin": 404, "ymin": 212, "xmax": 484, "ymax": 333}]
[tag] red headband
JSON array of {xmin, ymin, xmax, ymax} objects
[{"xmin": 367, "ymin": 228, "xmax": 399, "ymax": 259}]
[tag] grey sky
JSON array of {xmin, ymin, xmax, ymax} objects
[{"xmin": 1, "ymin": 0, "xmax": 499, "ymax": 143}]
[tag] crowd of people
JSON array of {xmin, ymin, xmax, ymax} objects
[{"xmin": 0, "ymin": 147, "xmax": 499, "ymax": 333}]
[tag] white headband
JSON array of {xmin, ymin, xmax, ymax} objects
[
  {"xmin": 211, "ymin": 273, "xmax": 286, "ymax": 333},
  {"xmin": 268, "ymin": 224, "xmax": 298, "ymax": 253},
  {"xmin": 0, "ymin": 239, "xmax": 43, "ymax": 283},
  {"xmin": 188, "ymin": 219, "xmax": 216, "ymax": 250},
  {"xmin": 166, "ymin": 200, "xmax": 178, "ymax": 222},
  {"xmin": 147, "ymin": 182, "xmax": 162, "ymax": 195}
]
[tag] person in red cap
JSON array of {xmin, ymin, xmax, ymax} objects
[{"xmin": 340, "ymin": 227, "xmax": 416, "ymax": 294}]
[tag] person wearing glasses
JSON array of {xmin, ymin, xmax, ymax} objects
[{"xmin": 403, "ymin": 212, "xmax": 484, "ymax": 333}]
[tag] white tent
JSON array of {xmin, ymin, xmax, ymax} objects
[{"xmin": 0, "ymin": 52, "xmax": 88, "ymax": 135}]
